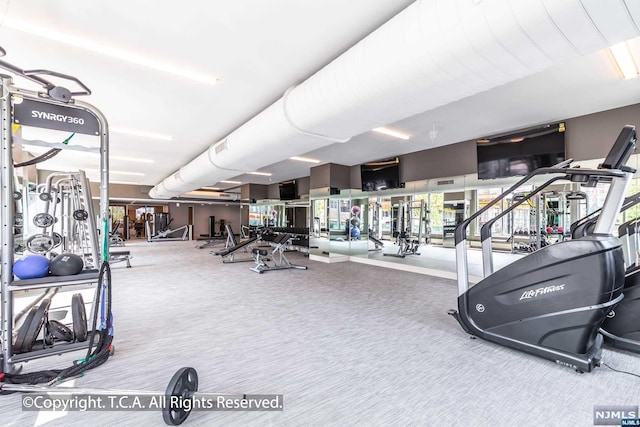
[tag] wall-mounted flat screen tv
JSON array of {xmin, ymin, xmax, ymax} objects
[
  {"xmin": 476, "ymin": 123, "xmax": 566, "ymax": 180},
  {"xmin": 361, "ymin": 157, "xmax": 402, "ymax": 191},
  {"xmin": 279, "ymin": 180, "xmax": 297, "ymax": 201}
]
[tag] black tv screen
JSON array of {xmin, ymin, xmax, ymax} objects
[
  {"xmin": 361, "ymin": 158, "xmax": 401, "ymax": 191},
  {"xmin": 476, "ymin": 123, "xmax": 566, "ymax": 180},
  {"xmin": 279, "ymin": 181, "xmax": 296, "ymax": 201}
]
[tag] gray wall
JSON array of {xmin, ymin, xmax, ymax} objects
[
  {"xmin": 241, "ymin": 184, "xmax": 269, "ymax": 201},
  {"xmin": 330, "ymin": 164, "xmax": 351, "ymax": 189},
  {"xmin": 350, "ymin": 165, "xmax": 361, "ymax": 190},
  {"xmin": 400, "ymin": 140, "xmax": 477, "ymax": 182},
  {"xmin": 565, "ymin": 103, "xmax": 640, "ymax": 161},
  {"xmin": 296, "ymin": 176, "xmax": 310, "ymax": 196},
  {"xmin": 167, "ymin": 203, "xmax": 242, "ymax": 237},
  {"xmin": 268, "ymin": 183, "xmax": 280, "ymax": 199},
  {"xmin": 310, "ymin": 164, "xmax": 330, "ymax": 189}
]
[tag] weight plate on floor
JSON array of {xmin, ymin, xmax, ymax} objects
[
  {"xmin": 73, "ymin": 210, "xmax": 88, "ymax": 221},
  {"xmin": 163, "ymin": 367, "xmax": 199, "ymax": 426},
  {"xmin": 38, "ymin": 192, "xmax": 52, "ymax": 201},
  {"xmin": 71, "ymin": 293, "xmax": 87, "ymax": 342},
  {"xmin": 26, "ymin": 234, "xmax": 54, "ymax": 254},
  {"xmin": 33, "ymin": 213, "xmax": 55, "ymax": 228},
  {"xmin": 48, "ymin": 319, "xmax": 74, "ymax": 342},
  {"xmin": 15, "ymin": 299, "xmax": 51, "ymax": 353}
]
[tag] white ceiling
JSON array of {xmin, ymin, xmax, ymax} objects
[{"xmin": 2, "ymin": 0, "xmax": 640, "ymax": 196}]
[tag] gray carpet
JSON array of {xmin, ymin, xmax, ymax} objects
[{"xmin": 1, "ymin": 239, "xmax": 639, "ymax": 426}]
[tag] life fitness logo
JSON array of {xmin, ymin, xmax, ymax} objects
[{"xmin": 519, "ymin": 284, "xmax": 565, "ymax": 301}]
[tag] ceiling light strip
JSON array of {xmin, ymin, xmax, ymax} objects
[
  {"xmin": 610, "ymin": 42, "xmax": 639, "ymax": 79},
  {"xmin": 4, "ymin": 17, "xmax": 220, "ymax": 85},
  {"xmin": 110, "ymin": 155, "xmax": 154, "ymax": 163},
  {"xmin": 110, "ymin": 127, "xmax": 173, "ymax": 141},
  {"xmin": 289, "ymin": 156, "xmax": 321, "ymax": 164},
  {"xmin": 372, "ymin": 126, "xmax": 411, "ymax": 140}
]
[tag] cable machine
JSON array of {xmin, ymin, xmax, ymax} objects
[
  {"xmin": 0, "ymin": 51, "xmax": 110, "ymax": 374},
  {"xmin": 384, "ymin": 199, "xmax": 424, "ymax": 258}
]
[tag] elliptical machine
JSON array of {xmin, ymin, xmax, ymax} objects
[{"xmin": 449, "ymin": 125, "xmax": 637, "ymax": 372}]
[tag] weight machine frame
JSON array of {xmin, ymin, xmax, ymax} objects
[{"xmin": 0, "ymin": 66, "xmax": 109, "ymax": 374}]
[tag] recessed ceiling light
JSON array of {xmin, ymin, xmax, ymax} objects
[
  {"xmin": 289, "ymin": 156, "xmax": 321, "ymax": 164},
  {"xmin": 246, "ymin": 171, "xmax": 272, "ymax": 176},
  {"xmin": 220, "ymin": 180, "xmax": 241, "ymax": 184},
  {"xmin": 110, "ymin": 155, "xmax": 154, "ymax": 163},
  {"xmin": 110, "ymin": 127, "xmax": 173, "ymax": 141},
  {"xmin": 372, "ymin": 126, "xmax": 411, "ymax": 140},
  {"xmin": 610, "ymin": 41, "xmax": 639, "ymax": 79},
  {"xmin": 3, "ymin": 18, "xmax": 220, "ymax": 86}
]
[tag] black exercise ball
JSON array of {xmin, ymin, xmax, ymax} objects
[{"xmin": 49, "ymin": 253, "xmax": 84, "ymax": 276}]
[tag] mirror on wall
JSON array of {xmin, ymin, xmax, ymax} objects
[
  {"xmin": 328, "ymin": 196, "xmax": 351, "ymax": 257},
  {"xmin": 310, "ymin": 198, "xmax": 329, "ymax": 258},
  {"xmin": 349, "ymin": 196, "xmax": 368, "ymax": 258}
]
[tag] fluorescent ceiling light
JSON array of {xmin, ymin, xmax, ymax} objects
[
  {"xmin": 220, "ymin": 180, "xmax": 241, "ymax": 184},
  {"xmin": 610, "ymin": 42, "xmax": 639, "ymax": 79},
  {"xmin": 246, "ymin": 171, "xmax": 272, "ymax": 176},
  {"xmin": 87, "ymin": 169, "xmax": 144, "ymax": 176},
  {"xmin": 110, "ymin": 127, "xmax": 173, "ymax": 141},
  {"xmin": 3, "ymin": 18, "xmax": 219, "ymax": 86},
  {"xmin": 289, "ymin": 156, "xmax": 320, "ymax": 164},
  {"xmin": 89, "ymin": 179, "xmax": 139, "ymax": 185},
  {"xmin": 372, "ymin": 126, "xmax": 411, "ymax": 140},
  {"xmin": 200, "ymin": 187, "xmax": 221, "ymax": 191},
  {"xmin": 110, "ymin": 155, "xmax": 154, "ymax": 163}
]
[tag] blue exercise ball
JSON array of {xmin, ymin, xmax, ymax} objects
[
  {"xmin": 13, "ymin": 255, "xmax": 50, "ymax": 279},
  {"xmin": 350, "ymin": 226, "xmax": 361, "ymax": 239}
]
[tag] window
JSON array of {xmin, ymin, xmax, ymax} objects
[{"xmin": 429, "ymin": 193, "xmax": 444, "ymax": 234}]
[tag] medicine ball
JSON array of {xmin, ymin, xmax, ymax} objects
[
  {"xmin": 350, "ymin": 217, "xmax": 360, "ymax": 228},
  {"xmin": 350, "ymin": 226, "xmax": 361, "ymax": 239},
  {"xmin": 49, "ymin": 253, "xmax": 84, "ymax": 276},
  {"xmin": 13, "ymin": 255, "xmax": 50, "ymax": 279}
]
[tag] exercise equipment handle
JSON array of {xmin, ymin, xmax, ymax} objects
[
  {"xmin": 454, "ymin": 166, "xmax": 626, "ymax": 246},
  {"xmin": 23, "ymin": 69, "xmax": 92, "ymax": 96},
  {"xmin": 0, "ymin": 59, "xmax": 53, "ymax": 89}
]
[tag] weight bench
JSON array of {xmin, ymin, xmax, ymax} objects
[
  {"xmin": 109, "ymin": 250, "xmax": 132, "ymax": 268},
  {"xmin": 217, "ymin": 236, "xmax": 258, "ymax": 263},
  {"xmin": 250, "ymin": 233, "xmax": 308, "ymax": 274},
  {"xmin": 84, "ymin": 251, "xmax": 132, "ymax": 268}
]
